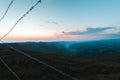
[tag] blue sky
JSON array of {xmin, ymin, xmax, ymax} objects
[{"xmin": 0, "ymin": 0, "xmax": 120, "ymax": 41}]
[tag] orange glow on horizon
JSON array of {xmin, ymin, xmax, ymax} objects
[
  {"xmin": 0, "ymin": 33, "xmax": 79, "ymax": 41},
  {"xmin": 0, "ymin": 33, "xmax": 100, "ymax": 41},
  {"xmin": 3, "ymin": 34, "xmax": 57, "ymax": 40}
]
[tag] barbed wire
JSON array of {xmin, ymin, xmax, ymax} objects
[
  {"xmin": 0, "ymin": 0, "xmax": 79, "ymax": 79},
  {"xmin": 0, "ymin": 0, "xmax": 41, "ymax": 80},
  {"xmin": 0, "ymin": 56, "xmax": 21, "ymax": 80},
  {"xmin": 0, "ymin": 0, "xmax": 15, "ymax": 22},
  {"xmin": 0, "ymin": 0, "xmax": 41, "ymax": 40},
  {"xmin": 0, "ymin": 40, "xmax": 79, "ymax": 80},
  {"xmin": 0, "ymin": 0, "xmax": 21, "ymax": 80}
]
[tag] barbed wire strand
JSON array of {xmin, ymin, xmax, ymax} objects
[
  {"xmin": 0, "ymin": 0, "xmax": 15, "ymax": 22},
  {"xmin": 0, "ymin": 0, "xmax": 41, "ymax": 40},
  {"xmin": 0, "ymin": 40, "xmax": 79, "ymax": 80},
  {"xmin": 0, "ymin": 0, "xmax": 21, "ymax": 80},
  {"xmin": 0, "ymin": 0, "xmax": 79, "ymax": 79},
  {"xmin": 0, "ymin": 57, "xmax": 21, "ymax": 80}
]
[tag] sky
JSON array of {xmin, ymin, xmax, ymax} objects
[{"xmin": 0, "ymin": 0, "xmax": 120, "ymax": 42}]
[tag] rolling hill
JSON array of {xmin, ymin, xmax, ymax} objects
[{"xmin": 0, "ymin": 39, "xmax": 120, "ymax": 80}]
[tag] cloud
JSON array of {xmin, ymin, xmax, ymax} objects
[
  {"xmin": 63, "ymin": 27, "xmax": 113, "ymax": 35},
  {"xmin": 45, "ymin": 21, "xmax": 59, "ymax": 25},
  {"xmin": 62, "ymin": 27, "xmax": 120, "ymax": 39}
]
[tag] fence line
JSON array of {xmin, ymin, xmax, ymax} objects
[
  {"xmin": 0, "ymin": 0, "xmax": 41, "ymax": 40},
  {"xmin": 0, "ymin": 0, "xmax": 21, "ymax": 80},
  {"xmin": 0, "ymin": 0, "xmax": 15, "ymax": 22},
  {"xmin": 0, "ymin": 56, "xmax": 21, "ymax": 80},
  {"xmin": 0, "ymin": 40, "xmax": 79, "ymax": 80},
  {"xmin": 0, "ymin": 0, "xmax": 79, "ymax": 80}
]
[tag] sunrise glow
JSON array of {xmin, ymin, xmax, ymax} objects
[{"xmin": 0, "ymin": 0, "xmax": 120, "ymax": 42}]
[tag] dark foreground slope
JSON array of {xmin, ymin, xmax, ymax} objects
[{"xmin": 1, "ymin": 48, "xmax": 120, "ymax": 80}]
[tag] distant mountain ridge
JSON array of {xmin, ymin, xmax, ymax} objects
[{"xmin": 0, "ymin": 39, "xmax": 120, "ymax": 58}]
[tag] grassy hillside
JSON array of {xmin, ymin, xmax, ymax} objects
[{"xmin": 1, "ymin": 48, "xmax": 120, "ymax": 80}]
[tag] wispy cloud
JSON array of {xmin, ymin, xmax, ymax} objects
[
  {"xmin": 45, "ymin": 21, "xmax": 59, "ymax": 25},
  {"xmin": 63, "ymin": 27, "xmax": 113, "ymax": 35},
  {"xmin": 62, "ymin": 27, "xmax": 120, "ymax": 40}
]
